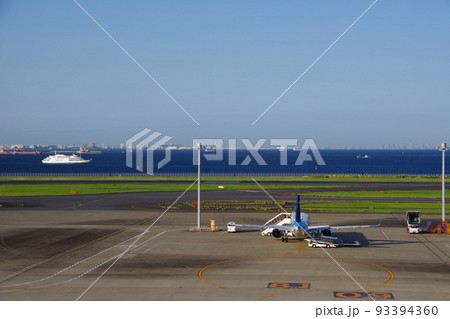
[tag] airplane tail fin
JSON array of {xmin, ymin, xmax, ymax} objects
[{"xmin": 295, "ymin": 194, "xmax": 301, "ymax": 223}]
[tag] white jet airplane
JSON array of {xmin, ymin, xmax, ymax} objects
[{"xmin": 227, "ymin": 195, "xmax": 381, "ymax": 243}]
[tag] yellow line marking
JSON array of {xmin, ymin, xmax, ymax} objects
[
  {"xmin": 298, "ymin": 240, "xmax": 303, "ymax": 255},
  {"xmin": 258, "ymin": 289, "xmax": 299, "ymax": 301},
  {"xmin": 198, "ymin": 256, "xmax": 273, "ymax": 289},
  {"xmin": 432, "ymin": 293, "xmax": 450, "ymax": 299},
  {"xmin": 199, "ymin": 256, "xmax": 395, "ymax": 301},
  {"xmin": 339, "ymin": 258, "xmax": 394, "ymax": 291}
]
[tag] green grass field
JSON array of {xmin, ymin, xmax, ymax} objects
[
  {"xmin": 304, "ymin": 190, "xmax": 449, "ymax": 199},
  {"xmin": 303, "ymin": 201, "xmax": 444, "ymax": 213},
  {"xmin": 0, "ymin": 175, "xmax": 447, "ymax": 214},
  {"xmin": 160, "ymin": 200, "xmax": 445, "ymax": 214},
  {"xmin": 0, "ymin": 175, "xmax": 445, "ymax": 183},
  {"xmin": 0, "ymin": 183, "xmax": 345, "ymax": 197}
]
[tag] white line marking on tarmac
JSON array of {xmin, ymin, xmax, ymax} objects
[
  {"xmin": 216, "ymin": 232, "xmax": 227, "ymax": 239},
  {"xmin": 0, "ymin": 233, "xmax": 143, "ymax": 289},
  {"xmin": 76, "ymin": 180, "xmax": 198, "ymax": 300},
  {"xmin": 380, "ymin": 229, "xmax": 390, "ymax": 241},
  {"xmin": 0, "ymin": 229, "xmax": 179, "ymax": 293},
  {"xmin": 142, "ymin": 242, "xmax": 163, "ymax": 253}
]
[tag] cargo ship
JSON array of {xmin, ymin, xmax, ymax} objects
[{"xmin": 0, "ymin": 151, "xmax": 42, "ymax": 155}]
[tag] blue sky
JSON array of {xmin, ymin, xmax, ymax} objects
[{"xmin": 1, "ymin": 0, "xmax": 449, "ymax": 148}]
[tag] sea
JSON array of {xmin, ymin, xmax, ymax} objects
[{"xmin": 0, "ymin": 149, "xmax": 448, "ymax": 177}]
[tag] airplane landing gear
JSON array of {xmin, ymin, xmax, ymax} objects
[{"xmin": 281, "ymin": 232, "xmax": 289, "ymax": 243}]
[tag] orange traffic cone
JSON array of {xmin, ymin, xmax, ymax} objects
[
  {"xmin": 210, "ymin": 219, "xmax": 216, "ymax": 232},
  {"xmin": 443, "ymin": 221, "xmax": 449, "ymax": 234}
]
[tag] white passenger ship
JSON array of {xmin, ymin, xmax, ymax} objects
[{"xmin": 42, "ymin": 152, "xmax": 91, "ymax": 164}]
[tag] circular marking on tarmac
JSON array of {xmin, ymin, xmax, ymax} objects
[
  {"xmin": 198, "ymin": 256, "xmax": 394, "ymax": 301},
  {"xmin": 198, "ymin": 256, "xmax": 274, "ymax": 289},
  {"xmin": 339, "ymin": 258, "xmax": 394, "ymax": 291}
]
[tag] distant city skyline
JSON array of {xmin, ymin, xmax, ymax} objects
[
  {"xmin": 0, "ymin": 141, "xmax": 443, "ymax": 151},
  {"xmin": 1, "ymin": 1, "xmax": 449, "ymax": 148}
]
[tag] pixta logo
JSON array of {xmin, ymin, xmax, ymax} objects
[
  {"xmin": 126, "ymin": 128, "xmax": 172, "ymax": 175},
  {"xmin": 126, "ymin": 129, "xmax": 325, "ymax": 175},
  {"xmin": 192, "ymin": 138, "xmax": 325, "ymax": 166}
]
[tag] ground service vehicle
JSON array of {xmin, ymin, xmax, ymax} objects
[{"xmin": 406, "ymin": 211, "xmax": 421, "ymax": 234}]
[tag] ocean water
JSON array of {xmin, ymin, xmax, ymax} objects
[{"xmin": 0, "ymin": 149, "xmax": 447, "ymax": 176}]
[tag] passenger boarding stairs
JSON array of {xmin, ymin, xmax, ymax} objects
[{"xmin": 261, "ymin": 213, "xmax": 293, "ymax": 236}]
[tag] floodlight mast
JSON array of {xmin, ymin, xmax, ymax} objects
[
  {"xmin": 438, "ymin": 142, "xmax": 449, "ymax": 225},
  {"xmin": 197, "ymin": 143, "xmax": 202, "ymax": 229}
]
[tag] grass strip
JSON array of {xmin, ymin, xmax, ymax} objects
[
  {"xmin": 0, "ymin": 175, "xmax": 445, "ymax": 182},
  {"xmin": 303, "ymin": 190, "xmax": 449, "ymax": 199},
  {"xmin": 0, "ymin": 183, "xmax": 345, "ymax": 197},
  {"xmin": 158, "ymin": 200, "xmax": 445, "ymax": 214}
]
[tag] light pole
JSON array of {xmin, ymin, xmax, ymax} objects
[
  {"xmin": 197, "ymin": 143, "xmax": 202, "ymax": 229},
  {"xmin": 438, "ymin": 142, "xmax": 449, "ymax": 226}
]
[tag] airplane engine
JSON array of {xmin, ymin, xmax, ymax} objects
[
  {"xmin": 272, "ymin": 229, "xmax": 282, "ymax": 238},
  {"xmin": 322, "ymin": 229, "xmax": 332, "ymax": 236}
]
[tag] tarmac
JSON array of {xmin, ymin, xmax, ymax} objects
[{"xmin": 0, "ymin": 187, "xmax": 449, "ymax": 301}]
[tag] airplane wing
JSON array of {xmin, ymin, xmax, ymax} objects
[
  {"xmin": 308, "ymin": 219, "xmax": 381, "ymax": 232},
  {"xmin": 227, "ymin": 222, "xmax": 294, "ymax": 232},
  {"xmin": 308, "ymin": 225, "xmax": 331, "ymax": 232},
  {"xmin": 331, "ymin": 219, "xmax": 382, "ymax": 230}
]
